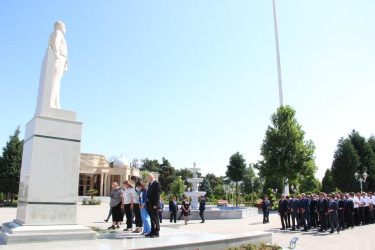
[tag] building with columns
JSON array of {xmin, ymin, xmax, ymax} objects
[{"xmin": 79, "ymin": 153, "xmax": 144, "ymax": 197}]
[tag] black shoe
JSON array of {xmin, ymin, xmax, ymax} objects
[
  {"xmin": 144, "ymin": 233, "xmax": 152, "ymax": 237},
  {"xmin": 329, "ymin": 231, "xmax": 334, "ymax": 234},
  {"xmin": 302, "ymin": 229, "xmax": 308, "ymax": 232},
  {"xmin": 290, "ymin": 228, "xmax": 296, "ymax": 231},
  {"xmin": 104, "ymin": 219, "xmax": 108, "ymax": 222},
  {"xmin": 280, "ymin": 228, "xmax": 286, "ymax": 230},
  {"xmin": 150, "ymin": 234, "xmax": 160, "ymax": 238},
  {"xmin": 107, "ymin": 225, "xmax": 115, "ymax": 230},
  {"xmin": 200, "ymin": 221, "xmax": 205, "ymax": 223}
]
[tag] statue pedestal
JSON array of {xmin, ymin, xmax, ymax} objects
[{"xmin": 0, "ymin": 112, "xmax": 96, "ymax": 244}]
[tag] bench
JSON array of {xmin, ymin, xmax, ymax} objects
[
  {"xmin": 289, "ymin": 237, "xmax": 298, "ymax": 249},
  {"xmin": 217, "ymin": 200, "xmax": 228, "ymax": 206}
]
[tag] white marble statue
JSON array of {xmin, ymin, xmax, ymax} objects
[{"xmin": 48, "ymin": 21, "xmax": 68, "ymax": 108}]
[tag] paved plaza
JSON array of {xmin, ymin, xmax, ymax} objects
[{"xmin": 2, "ymin": 203, "xmax": 375, "ymax": 249}]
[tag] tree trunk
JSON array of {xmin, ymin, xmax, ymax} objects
[
  {"xmin": 11, "ymin": 193, "xmax": 14, "ymax": 204},
  {"xmin": 235, "ymin": 182, "xmax": 238, "ymax": 207}
]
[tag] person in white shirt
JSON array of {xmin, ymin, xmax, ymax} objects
[
  {"xmin": 357, "ymin": 193, "xmax": 365, "ymax": 225},
  {"xmin": 369, "ymin": 192, "xmax": 375, "ymax": 223},
  {"xmin": 362, "ymin": 192, "xmax": 370, "ymax": 224},
  {"xmin": 122, "ymin": 181, "xmax": 134, "ymax": 231},
  {"xmin": 353, "ymin": 193, "xmax": 360, "ymax": 226}
]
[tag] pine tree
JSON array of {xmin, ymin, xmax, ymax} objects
[
  {"xmin": 331, "ymin": 138, "xmax": 360, "ymax": 192},
  {"xmin": 199, "ymin": 178, "xmax": 212, "ymax": 197},
  {"xmin": 0, "ymin": 128, "xmax": 23, "ymax": 203},
  {"xmin": 322, "ymin": 169, "xmax": 335, "ymax": 193},
  {"xmin": 349, "ymin": 130, "xmax": 375, "ymax": 191},
  {"xmin": 226, "ymin": 152, "xmax": 246, "ymax": 207}
]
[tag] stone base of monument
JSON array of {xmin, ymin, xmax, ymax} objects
[
  {"xmin": 0, "ymin": 221, "xmax": 96, "ymax": 244},
  {"xmin": 0, "ymin": 110, "xmax": 97, "ymax": 244}
]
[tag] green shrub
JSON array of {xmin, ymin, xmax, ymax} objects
[
  {"xmin": 0, "ymin": 193, "xmax": 3, "ymax": 200},
  {"xmin": 226, "ymin": 242, "xmax": 281, "ymax": 250},
  {"xmin": 82, "ymin": 198, "xmax": 88, "ymax": 205}
]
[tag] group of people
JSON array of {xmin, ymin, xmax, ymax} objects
[
  {"xmin": 262, "ymin": 191, "xmax": 375, "ymax": 234},
  {"xmin": 106, "ymin": 173, "xmax": 207, "ymax": 237},
  {"xmin": 107, "ymin": 173, "xmax": 162, "ymax": 238}
]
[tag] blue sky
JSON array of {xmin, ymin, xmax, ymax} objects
[{"xmin": 1, "ymin": 1, "xmax": 375, "ymax": 180}]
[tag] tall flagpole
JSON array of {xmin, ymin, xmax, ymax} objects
[
  {"xmin": 272, "ymin": 0, "xmax": 283, "ymax": 107},
  {"xmin": 273, "ymin": 0, "xmax": 288, "ymax": 196}
]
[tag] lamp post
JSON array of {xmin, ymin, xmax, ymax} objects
[
  {"xmin": 354, "ymin": 172, "xmax": 368, "ymax": 193},
  {"xmin": 251, "ymin": 177, "xmax": 255, "ymax": 204}
]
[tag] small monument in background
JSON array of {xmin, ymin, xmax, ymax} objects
[{"xmin": 0, "ymin": 21, "xmax": 95, "ymax": 244}]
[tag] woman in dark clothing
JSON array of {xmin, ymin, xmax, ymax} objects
[
  {"xmin": 182, "ymin": 196, "xmax": 190, "ymax": 225},
  {"xmin": 108, "ymin": 182, "xmax": 124, "ymax": 230}
]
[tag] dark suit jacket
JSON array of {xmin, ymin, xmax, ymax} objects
[
  {"xmin": 289, "ymin": 198, "xmax": 299, "ymax": 212},
  {"xmin": 169, "ymin": 200, "xmax": 178, "ymax": 213},
  {"xmin": 299, "ymin": 198, "xmax": 310, "ymax": 214},
  {"xmin": 329, "ymin": 200, "xmax": 338, "ymax": 217},
  {"xmin": 278, "ymin": 199, "xmax": 288, "ymax": 214},
  {"xmin": 322, "ymin": 199, "xmax": 329, "ymax": 213},
  {"xmin": 262, "ymin": 200, "xmax": 270, "ymax": 212},
  {"xmin": 345, "ymin": 199, "xmax": 354, "ymax": 213},
  {"xmin": 199, "ymin": 199, "xmax": 206, "ymax": 211},
  {"xmin": 147, "ymin": 180, "xmax": 161, "ymax": 207}
]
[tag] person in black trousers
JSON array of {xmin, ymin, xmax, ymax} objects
[
  {"xmin": 337, "ymin": 194, "xmax": 346, "ymax": 231},
  {"xmin": 262, "ymin": 196, "xmax": 270, "ymax": 224},
  {"xmin": 278, "ymin": 194, "xmax": 289, "ymax": 230},
  {"xmin": 146, "ymin": 173, "xmax": 161, "ymax": 238},
  {"xmin": 319, "ymin": 193, "xmax": 329, "ymax": 232},
  {"xmin": 169, "ymin": 196, "xmax": 178, "ymax": 223},
  {"xmin": 199, "ymin": 195, "xmax": 206, "ymax": 223},
  {"xmin": 178, "ymin": 200, "xmax": 185, "ymax": 221},
  {"xmin": 345, "ymin": 193, "xmax": 354, "ymax": 229}
]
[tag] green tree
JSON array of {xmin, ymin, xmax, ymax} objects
[
  {"xmin": 331, "ymin": 138, "xmax": 360, "ymax": 192},
  {"xmin": 199, "ymin": 178, "xmax": 212, "ymax": 197},
  {"xmin": 349, "ymin": 130, "xmax": 375, "ymax": 191},
  {"xmin": 0, "ymin": 128, "xmax": 23, "ymax": 203},
  {"xmin": 205, "ymin": 173, "xmax": 224, "ymax": 191},
  {"xmin": 170, "ymin": 176, "xmax": 185, "ymax": 201},
  {"xmin": 87, "ymin": 189, "xmax": 98, "ymax": 200},
  {"xmin": 255, "ymin": 105, "xmax": 317, "ymax": 193},
  {"xmin": 140, "ymin": 158, "xmax": 162, "ymax": 172},
  {"xmin": 176, "ymin": 168, "xmax": 193, "ymax": 190},
  {"xmin": 243, "ymin": 164, "xmax": 262, "ymax": 198},
  {"xmin": 213, "ymin": 184, "xmax": 225, "ymax": 199},
  {"xmin": 226, "ymin": 152, "xmax": 246, "ymax": 207},
  {"xmin": 158, "ymin": 158, "xmax": 177, "ymax": 193},
  {"xmin": 322, "ymin": 169, "xmax": 335, "ymax": 193}
]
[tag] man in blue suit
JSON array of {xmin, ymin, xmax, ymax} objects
[
  {"xmin": 169, "ymin": 196, "xmax": 178, "ymax": 223},
  {"xmin": 329, "ymin": 194, "xmax": 340, "ymax": 234},
  {"xmin": 299, "ymin": 193, "xmax": 311, "ymax": 231},
  {"xmin": 289, "ymin": 194, "xmax": 300, "ymax": 230}
]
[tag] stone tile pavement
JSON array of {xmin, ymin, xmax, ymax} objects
[{"xmin": 2, "ymin": 204, "xmax": 375, "ymax": 249}]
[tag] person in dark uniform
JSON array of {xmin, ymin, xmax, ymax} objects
[
  {"xmin": 146, "ymin": 173, "xmax": 161, "ymax": 238},
  {"xmin": 328, "ymin": 194, "xmax": 340, "ymax": 234},
  {"xmin": 289, "ymin": 194, "xmax": 300, "ymax": 230},
  {"xmin": 199, "ymin": 195, "xmax": 206, "ymax": 223},
  {"xmin": 345, "ymin": 193, "xmax": 354, "ymax": 229},
  {"xmin": 319, "ymin": 193, "xmax": 329, "ymax": 232},
  {"xmin": 169, "ymin": 196, "xmax": 178, "ymax": 223},
  {"xmin": 278, "ymin": 194, "xmax": 289, "ymax": 230},
  {"xmin": 337, "ymin": 194, "xmax": 346, "ymax": 231},
  {"xmin": 309, "ymin": 195, "xmax": 318, "ymax": 229},
  {"xmin": 285, "ymin": 196, "xmax": 291, "ymax": 228},
  {"xmin": 262, "ymin": 196, "xmax": 270, "ymax": 224},
  {"xmin": 299, "ymin": 193, "xmax": 311, "ymax": 231}
]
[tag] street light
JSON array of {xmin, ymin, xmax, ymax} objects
[
  {"xmin": 354, "ymin": 172, "xmax": 368, "ymax": 193},
  {"xmin": 251, "ymin": 177, "xmax": 255, "ymax": 204}
]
